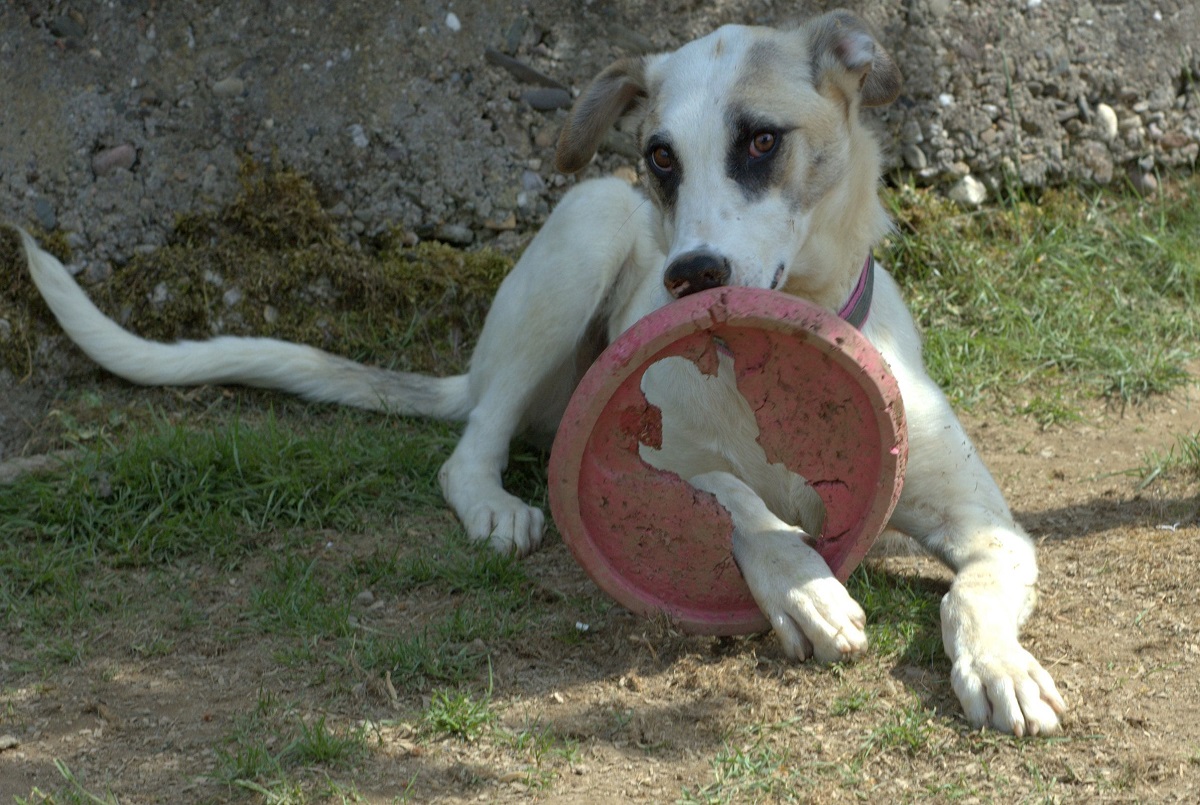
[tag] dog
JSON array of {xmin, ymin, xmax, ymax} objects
[{"xmin": 14, "ymin": 9, "xmax": 1065, "ymax": 736}]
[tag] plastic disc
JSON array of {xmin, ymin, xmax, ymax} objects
[{"xmin": 548, "ymin": 287, "xmax": 907, "ymax": 635}]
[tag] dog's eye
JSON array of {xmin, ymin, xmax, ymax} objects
[
  {"xmin": 648, "ymin": 145, "xmax": 675, "ymax": 174},
  {"xmin": 749, "ymin": 131, "xmax": 777, "ymax": 159}
]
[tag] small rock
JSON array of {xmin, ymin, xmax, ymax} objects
[
  {"xmin": 947, "ymin": 175, "xmax": 987, "ymax": 207},
  {"xmin": 222, "ymin": 288, "xmax": 243, "ymax": 308},
  {"xmin": 445, "ymin": 12, "xmax": 461, "ymax": 33},
  {"xmin": 92, "ymin": 144, "xmax": 137, "ymax": 177},
  {"xmin": 1160, "ymin": 131, "xmax": 1191, "ymax": 150},
  {"xmin": 484, "ymin": 212, "xmax": 517, "ymax": 231},
  {"xmin": 348, "ymin": 124, "xmax": 370, "ymax": 149},
  {"xmin": 521, "ymin": 169, "xmax": 545, "ymax": 193},
  {"xmin": 521, "ymin": 88, "xmax": 572, "ymax": 112},
  {"xmin": 901, "ymin": 143, "xmax": 927, "ymax": 170},
  {"xmin": 354, "ymin": 590, "xmax": 376, "ymax": 607},
  {"xmin": 1127, "ymin": 167, "xmax": 1158, "ymax": 197},
  {"xmin": 503, "ymin": 17, "xmax": 528, "ymax": 54},
  {"xmin": 84, "ymin": 261, "xmax": 112, "ymax": 284},
  {"xmin": 150, "ymin": 282, "xmax": 170, "ymax": 306},
  {"xmin": 1075, "ymin": 140, "xmax": 1113, "ymax": 184},
  {"xmin": 33, "ymin": 198, "xmax": 57, "ymax": 230},
  {"xmin": 0, "ymin": 735, "xmax": 18, "ymax": 752},
  {"xmin": 212, "ymin": 77, "xmax": 245, "ymax": 98},
  {"xmin": 434, "ymin": 224, "xmax": 474, "ymax": 246},
  {"xmin": 1095, "ymin": 103, "xmax": 1118, "ymax": 142},
  {"xmin": 48, "ymin": 15, "xmax": 87, "ymax": 39},
  {"xmin": 533, "ymin": 125, "xmax": 558, "ymax": 149}
]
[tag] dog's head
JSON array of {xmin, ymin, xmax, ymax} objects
[{"xmin": 555, "ymin": 10, "xmax": 900, "ymax": 310}]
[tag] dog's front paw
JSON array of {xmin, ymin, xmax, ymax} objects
[
  {"xmin": 461, "ymin": 496, "xmax": 545, "ymax": 557},
  {"xmin": 949, "ymin": 644, "xmax": 1066, "ymax": 737},
  {"xmin": 763, "ymin": 575, "xmax": 868, "ymax": 664}
]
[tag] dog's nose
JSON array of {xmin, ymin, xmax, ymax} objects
[{"xmin": 664, "ymin": 250, "xmax": 732, "ymax": 298}]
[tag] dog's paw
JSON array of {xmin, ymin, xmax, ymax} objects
[
  {"xmin": 762, "ymin": 575, "xmax": 868, "ymax": 664},
  {"xmin": 950, "ymin": 644, "xmax": 1066, "ymax": 737},
  {"xmin": 461, "ymin": 496, "xmax": 546, "ymax": 557}
]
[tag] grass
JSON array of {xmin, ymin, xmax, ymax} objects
[
  {"xmin": 883, "ymin": 178, "xmax": 1200, "ymax": 410},
  {"xmin": 847, "ymin": 562, "xmax": 945, "ymax": 666},
  {"xmin": 4, "ymin": 171, "xmax": 1200, "ymax": 802},
  {"xmin": 681, "ymin": 737, "xmax": 797, "ymax": 804}
]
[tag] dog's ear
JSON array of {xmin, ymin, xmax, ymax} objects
[
  {"xmin": 806, "ymin": 9, "xmax": 901, "ymax": 108},
  {"xmin": 555, "ymin": 57, "xmax": 648, "ymax": 174}
]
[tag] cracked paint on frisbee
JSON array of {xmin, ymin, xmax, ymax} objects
[{"xmin": 548, "ymin": 287, "xmax": 907, "ymax": 635}]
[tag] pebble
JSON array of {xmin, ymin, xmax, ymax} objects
[
  {"xmin": 434, "ymin": 224, "xmax": 474, "ymax": 246},
  {"xmin": 1095, "ymin": 103, "xmax": 1118, "ymax": 142},
  {"xmin": 33, "ymin": 198, "xmax": 57, "ymax": 230},
  {"xmin": 1127, "ymin": 167, "xmax": 1158, "ymax": 196},
  {"xmin": 348, "ymin": 124, "xmax": 370, "ymax": 149},
  {"xmin": 503, "ymin": 17, "xmax": 528, "ymax": 54},
  {"xmin": 947, "ymin": 175, "xmax": 987, "ymax": 207},
  {"xmin": 521, "ymin": 88, "xmax": 572, "ymax": 112},
  {"xmin": 212, "ymin": 77, "xmax": 245, "ymax": 98},
  {"xmin": 1076, "ymin": 140, "xmax": 1113, "ymax": 183},
  {"xmin": 520, "ymin": 169, "xmax": 545, "ymax": 193},
  {"xmin": 91, "ymin": 144, "xmax": 137, "ymax": 177},
  {"xmin": 901, "ymin": 144, "xmax": 927, "ymax": 170},
  {"xmin": 445, "ymin": 13, "xmax": 461, "ymax": 33},
  {"xmin": 48, "ymin": 15, "xmax": 86, "ymax": 39}
]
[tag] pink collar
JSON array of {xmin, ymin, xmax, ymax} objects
[{"xmin": 838, "ymin": 255, "xmax": 874, "ymax": 329}]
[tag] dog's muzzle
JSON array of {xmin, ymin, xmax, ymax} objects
[{"xmin": 664, "ymin": 250, "xmax": 733, "ymax": 298}]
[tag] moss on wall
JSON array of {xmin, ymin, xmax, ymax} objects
[{"xmin": 1, "ymin": 164, "xmax": 514, "ymax": 379}]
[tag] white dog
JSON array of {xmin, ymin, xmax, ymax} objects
[{"xmin": 15, "ymin": 10, "xmax": 1066, "ymax": 736}]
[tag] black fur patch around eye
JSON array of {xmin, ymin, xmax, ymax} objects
[
  {"xmin": 644, "ymin": 133, "xmax": 681, "ymax": 209},
  {"xmin": 725, "ymin": 113, "xmax": 784, "ymax": 199}
]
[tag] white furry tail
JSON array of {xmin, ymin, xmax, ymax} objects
[{"xmin": 13, "ymin": 226, "xmax": 472, "ymax": 420}]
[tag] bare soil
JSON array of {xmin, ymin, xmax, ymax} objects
[{"xmin": 2, "ymin": 377, "xmax": 1200, "ymax": 803}]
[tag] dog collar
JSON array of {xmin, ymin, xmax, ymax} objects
[{"xmin": 837, "ymin": 255, "xmax": 874, "ymax": 329}]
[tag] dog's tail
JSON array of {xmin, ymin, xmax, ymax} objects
[{"xmin": 12, "ymin": 226, "xmax": 473, "ymax": 420}]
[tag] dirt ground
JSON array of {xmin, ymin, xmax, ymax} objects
[{"xmin": 1, "ymin": 373, "xmax": 1199, "ymax": 802}]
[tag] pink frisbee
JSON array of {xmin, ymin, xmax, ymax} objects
[{"xmin": 547, "ymin": 287, "xmax": 907, "ymax": 635}]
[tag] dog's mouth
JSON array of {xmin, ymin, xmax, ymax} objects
[{"xmin": 769, "ymin": 263, "xmax": 785, "ymax": 290}]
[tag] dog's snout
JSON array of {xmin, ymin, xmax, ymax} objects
[{"xmin": 664, "ymin": 250, "xmax": 732, "ymax": 298}]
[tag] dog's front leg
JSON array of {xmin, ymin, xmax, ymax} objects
[
  {"xmin": 891, "ymin": 379, "xmax": 1067, "ymax": 736},
  {"xmin": 440, "ymin": 177, "xmax": 656, "ymax": 556},
  {"xmin": 689, "ymin": 471, "xmax": 867, "ymax": 663},
  {"xmin": 937, "ymin": 533, "xmax": 1066, "ymax": 737}
]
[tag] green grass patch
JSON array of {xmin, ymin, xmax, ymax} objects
[
  {"xmin": 884, "ymin": 179, "xmax": 1200, "ymax": 409},
  {"xmin": 859, "ymin": 702, "xmax": 938, "ymax": 757},
  {"xmin": 847, "ymin": 563, "xmax": 945, "ymax": 666},
  {"xmin": 421, "ymin": 686, "xmax": 499, "ymax": 741},
  {"xmin": 1139, "ymin": 429, "xmax": 1200, "ymax": 484},
  {"xmin": 681, "ymin": 737, "xmax": 797, "ymax": 804}
]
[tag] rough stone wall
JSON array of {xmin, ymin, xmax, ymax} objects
[{"xmin": 1, "ymin": 0, "xmax": 1196, "ymax": 269}]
